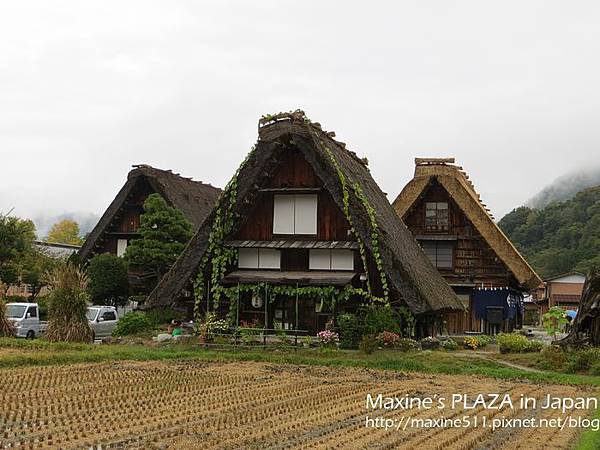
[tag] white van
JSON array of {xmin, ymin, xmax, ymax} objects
[{"xmin": 6, "ymin": 303, "xmax": 47, "ymax": 339}]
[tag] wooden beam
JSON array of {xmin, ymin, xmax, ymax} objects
[
  {"xmin": 258, "ymin": 187, "xmax": 321, "ymax": 193},
  {"xmin": 415, "ymin": 157, "xmax": 456, "ymax": 165}
]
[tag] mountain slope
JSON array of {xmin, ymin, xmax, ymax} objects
[{"xmin": 499, "ymin": 186, "xmax": 600, "ymax": 278}]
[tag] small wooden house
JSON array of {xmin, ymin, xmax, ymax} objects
[
  {"xmin": 147, "ymin": 112, "xmax": 463, "ymax": 335},
  {"xmin": 542, "ymin": 272, "xmax": 586, "ymax": 313},
  {"xmin": 79, "ymin": 165, "xmax": 221, "ymax": 286},
  {"xmin": 393, "ymin": 158, "xmax": 543, "ymax": 334}
]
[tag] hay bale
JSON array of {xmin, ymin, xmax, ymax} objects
[
  {"xmin": 0, "ymin": 300, "xmax": 15, "ymax": 337},
  {"xmin": 45, "ymin": 263, "xmax": 93, "ymax": 343}
]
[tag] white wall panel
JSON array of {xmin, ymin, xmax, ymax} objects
[
  {"xmin": 309, "ymin": 249, "xmax": 331, "ymax": 270},
  {"xmin": 294, "ymin": 194, "xmax": 318, "ymax": 235},
  {"xmin": 331, "ymin": 250, "xmax": 354, "ymax": 270},
  {"xmin": 259, "ymin": 249, "xmax": 281, "ymax": 269},
  {"xmin": 117, "ymin": 239, "xmax": 128, "ymax": 257},
  {"xmin": 238, "ymin": 248, "xmax": 259, "ymax": 269},
  {"xmin": 273, "ymin": 195, "xmax": 295, "ymax": 234}
]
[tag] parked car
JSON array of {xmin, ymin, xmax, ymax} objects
[
  {"xmin": 87, "ymin": 306, "xmax": 119, "ymax": 339},
  {"xmin": 5, "ymin": 302, "xmax": 47, "ymax": 339}
]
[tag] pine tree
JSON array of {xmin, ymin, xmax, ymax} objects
[{"xmin": 124, "ymin": 194, "xmax": 193, "ymax": 284}]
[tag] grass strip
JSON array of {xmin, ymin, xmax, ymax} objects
[{"xmin": 1, "ymin": 338, "xmax": 600, "ymax": 386}]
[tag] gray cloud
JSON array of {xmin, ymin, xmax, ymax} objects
[{"xmin": 1, "ymin": 0, "xmax": 600, "ymax": 223}]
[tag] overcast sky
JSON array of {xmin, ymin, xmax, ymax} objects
[{"xmin": 2, "ymin": 1, "xmax": 600, "ymax": 235}]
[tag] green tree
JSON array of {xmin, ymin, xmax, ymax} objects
[
  {"xmin": 45, "ymin": 219, "xmax": 83, "ymax": 245},
  {"xmin": 124, "ymin": 194, "xmax": 193, "ymax": 286},
  {"xmin": 498, "ymin": 206, "xmax": 532, "ymax": 236},
  {"xmin": 0, "ymin": 213, "xmax": 36, "ymax": 291},
  {"xmin": 542, "ymin": 306, "xmax": 569, "ymax": 342},
  {"xmin": 20, "ymin": 248, "xmax": 56, "ymax": 300},
  {"xmin": 87, "ymin": 254, "xmax": 129, "ymax": 307}
]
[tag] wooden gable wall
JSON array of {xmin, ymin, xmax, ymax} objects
[
  {"xmin": 404, "ymin": 180, "xmax": 517, "ymax": 288},
  {"xmin": 234, "ymin": 151, "xmax": 351, "ymax": 242},
  {"xmin": 96, "ymin": 179, "xmax": 153, "ymax": 255}
]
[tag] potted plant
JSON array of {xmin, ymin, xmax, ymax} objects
[
  {"xmin": 420, "ymin": 336, "xmax": 440, "ymax": 350},
  {"xmin": 302, "ymin": 335, "xmax": 312, "ymax": 348}
]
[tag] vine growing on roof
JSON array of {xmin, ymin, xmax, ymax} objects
[
  {"xmin": 318, "ymin": 140, "xmax": 389, "ymax": 304},
  {"xmin": 193, "ymin": 111, "xmax": 391, "ymax": 328},
  {"xmin": 349, "ymin": 182, "xmax": 389, "ymax": 300},
  {"xmin": 193, "ymin": 146, "xmax": 256, "ymax": 323}
]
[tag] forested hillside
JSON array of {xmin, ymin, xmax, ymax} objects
[{"xmin": 499, "ymin": 186, "xmax": 600, "ymax": 278}]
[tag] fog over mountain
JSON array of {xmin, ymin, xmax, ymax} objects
[{"xmin": 526, "ymin": 165, "xmax": 600, "ymax": 210}]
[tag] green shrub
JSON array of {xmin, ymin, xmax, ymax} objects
[
  {"xmin": 525, "ymin": 340, "xmax": 544, "ymax": 352},
  {"xmin": 360, "ymin": 305, "xmax": 402, "ymax": 336},
  {"xmin": 112, "ymin": 312, "xmax": 153, "ymax": 337},
  {"xmin": 496, "ymin": 333, "xmax": 544, "ymax": 353},
  {"xmin": 359, "ymin": 334, "xmax": 378, "ymax": 354},
  {"xmin": 564, "ymin": 348, "xmax": 600, "ymax": 374},
  {"xmin": 440, "ymin": 339, "xmax": 458, "ymax": 351},
  {"xmin": 538, "ymin": 346, "xmax": 600, "ymax": 374},
  {"xmin": 337, "ymin": 313, "xmax": 361, "ymax": 349},
  {"xmin": 145, "ymin": 307, "xmax": 185, "ymax": 326},
  {"xmin": 239, "ymin": 327, "xmax": 262, "ymax": 345},
  {"xmin": 396, "ymin": 338, "xmax": 420, "ymax": 352},
  {"xmin": 538, "ymin": 346, "xmax": 567, "ymax": 371},
  {"xmin": 590, "ymin": 360, "xmax": 600, "ymax": 376}
]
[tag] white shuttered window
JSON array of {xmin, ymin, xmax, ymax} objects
[
  {"xmin": 331, "ymin": 249, "xmax": 354, "ymax": 270},
  {"xmin": 238, "ymin": 248, "xmax": 281, "ymax": 269},
  {"xmin": 309, "ymin": 249, "xmax": 354, "ymax": 271},
  {"xmin": 273, "ymin": 194, "xmax": 317, "ymax": 235},
  {"xmin": 273, "ymin": 195, "xmax": 295, "ymax": 234},
  {"xmin": 308, "ymin": 249, "xmax": 331, "ymax": 270}
]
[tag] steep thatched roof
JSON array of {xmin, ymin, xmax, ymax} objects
[
  {"xmin": 561, "ymin": 270, "xmax": 600, "ymax": 347},
  {"xmin": 392, "ymin": 159, "xmax": 543, "ymax": 290},
  {"xmin": 79, "ymin": 165, "xmax": 221, "ymax": 261},
  {"xmin": 147, "ymin": 112, "xmax": 463, "ymax": 314}
]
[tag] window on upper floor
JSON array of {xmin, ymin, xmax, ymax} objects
[
  {"xmin": 425, "ymin": 202, "xmax": 449, "ymax": 232},
  {"xmin": 238, "ymin": 248, "xmax": 281, "ymax": 270},
  {"xmin": 309, "ymin": 249, "xmax": 354, "ymax": 271},
  {"xmin": 420, "ymin": 241, "xmax": 453, "ymax": 269},
  {"xmin": 273, "ymin": 194, "xmax": 317, "ymax": 235}
]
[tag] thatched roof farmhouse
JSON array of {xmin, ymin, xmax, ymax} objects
[
  {"xmin": 147, "ymin": 112, "xmax": 462, "ymax": 335},
  {"xmin": 392, "ymin": 158, "xmax": 543, "ymax": 333},
  {"xmin": 79, "ymin": 165, "xmax": 221, "ymax": 262}
]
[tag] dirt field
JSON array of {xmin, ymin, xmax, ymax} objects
[{"xmin": 0, "ymin": 360, "xmax": 595, "ymax": 449}]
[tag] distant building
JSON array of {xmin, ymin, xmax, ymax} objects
[
  {"xmin": 78, "ymin": 165, "xmax": 221, "ymax": 288},
  {"xmin": 537, "ymin": 272, "xmax": 586, "ymax": 315},
  {"xmin": 393, "ymin": 158, "xmax": 543, "ymax": 334},
  {"xmin": 34, "ymin": 240, "xmax": 80, "ymax": 258}
]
